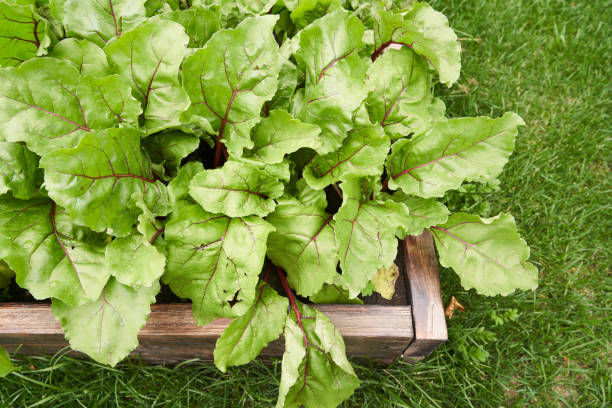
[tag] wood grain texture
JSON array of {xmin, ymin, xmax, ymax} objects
[
  {"xmin": 0, "ymin": 235, "xmax": 447, "ymax": 364},
  {"xmin": 401, "ymin": 230, "xmax": 447, "ymax": 359},
  {"xmin": 0, "ymin": 303, "xmax": 412, "ymax": 364}
]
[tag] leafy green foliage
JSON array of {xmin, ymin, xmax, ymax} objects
[
  {"xmin": 104, "ymin": 19, "xmax": 189, "ymax": 129},
  {"xmin": 277, "ymin": 303, "xmax": 359, "ymax": 408},
  {"xmin": 431, "ymin": 213, "xmax": 538, "ymax": 296},
  {"xmin": 214, "ymin": 281, "xmax": 288, "ymax": 372},
  {"xmin": 0, "ymin": 141, "xmax": 38, "ymax": 199},
  {"xmin": 0, "ymin": 345, "xmax": 16, "ymax": 377},
  {"xmin": 41, "ymin": 127, "xmax": 168, "ymax": 236},
  {"xmin": 0, "ymin": 58, "xmax": 141, "ymax": 155},
  {"xmin": 0, "ymin": 1, "xmax": 537, "ymax": 406},
  {"xmin": 163, "ymin": 203, "xmax": 273, "ymax": 325},
  {"xmin": 0, "ymin": 0, "xmax": 51, "ymax": 67},
  {"xmin": 52, "ymin": 277, "xmax": 159, "ymax": 366}
]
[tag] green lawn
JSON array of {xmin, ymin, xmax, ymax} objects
[{"xmin": 1, "ymin": 0, "xmax": 610, "ymax": 406}]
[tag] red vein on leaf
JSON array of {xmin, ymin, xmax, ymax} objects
[
  {"xmin": 317, "ymin": 49, "xmax": 354, "ymax": 84},
  {"xmin": 391, "ymin": 126, "xmax": 506, "ymax": 181},
  {"xmin": 371, "ymin": 40, "xmax": 413, "ymax": 62}
]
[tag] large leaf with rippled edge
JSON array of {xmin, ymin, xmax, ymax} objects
[
  {"xmin": 41, "ymin": 127, "xmax": 169, "ymax": 237},
  {"xmin": 0, "ymin": 197, "xmax": 109, "ymax": 306},
  {"xmin": 334, "ymin": 179, "xmax": 401, "ymax": 297},
  {"xmin": 303, "ymin": 125, "xmax": 389, "ymax": 190},
  {"xmin": 159, "ymin": 5, "xmax": 219, "ymax": 48},
  {"xmin": 386, "ymin": 112, "xmax": 525, "ymax": 198},
  {"xmin": 430, "ymin": 213, "xmax": 538, "ymax": 296},
  {"xmin": 163, "ymin": 203, "xmax": 274, "ymax": 325},
  {"xmin": 0, "ymin": 141, "xmax": 38, "ymax": 199},
  {"xmin": 371, "ymin": 2, "xmax": 461, "ymax": 87},
  {"xmin": 292, "ymin": 10, "xmax": 368, "ymax": 153},
  {"xmin": 247, "ymin": 110, "xmax": 322, "ymax": 165},
  {"xmin": 63, "ymin": 0, "xmax": 147, "ymax": 47},
  {"xmin": 105, "ymin": 19, "xmax": 189, "ymax": 130},
  {"xmin": 0, "ymin": 58, "xmax": 142, "ymax": 155},
  {"xmin": 0, "ymin": 0, "xmax": 51, "ymax": 67},
  {"xmin": 365, "ymin": 47, "xmax": 434, "ymax": 139},
  {"xmin": 214, "ymin": 281, "xmax": 288, "ymax": 372},
  {"xmin": 52, "ymin": 277, "xmax": 159, "ymax": 367},
  {"xmin": 389, "ymin": 192, "xmax": 449, "ymax": 238},
  {"xmin": 277, "ymin": 303, "xmax": 359, "ymax": 408},
  {"xmin": 266, "ymin": 203, "xmax": 337, "ymax": 297},
  {"xmin": 182, "ymin": 15, "xmax": 279, "ymax": 157},
  {"xmin": 189, "ymin": 160, "xmax": 284, "ymax": 217},
  {"xmin": 49, "ymin": 38, "xmax": 111, "ymax": 77},
  {"xmin": 105, "ymin": 233, "xmax": 166, "ymax": 288}
]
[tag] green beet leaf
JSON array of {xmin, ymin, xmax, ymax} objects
[
  {"xmin": 247, "ymin": 110, "xmax": 322, "ymax": 165},
  {"xmin": 168, "ymin": 161, "xmax": 204, "ymax": 205},
  {"xmin": 52, "ymin": 277, "xmax": 159, "ymax": 367},
  {"xmin": 372, "ymin": 2, "xmax": 461, "ymax": 87},
  {"xmin": 105, "ymin": 19, "xmax": 190, "ymax": 130},
  {"xmin": 214, "ymin": 281, "xmax": 288, "ymax": 372},
  {"xmin": 159, "ymin": 5, "xmax": 220, "ymax": 48},
  {"xmin": 303, "ymin": 125, "xmax": 389, "ymax": 190},
  {"xmin": 386, "ymin": 112, "xmax": 525, "ymax": 198},
  {"xmin": 267, "ymin": 203, "xmax": 337, "ymax": 297},
  {"xmin": 293, "ymin": 9, "xmax": 368, "ymax": 153},
  {"xmin": 0, "ymin": 197, "xmax": 109, "ymax": 306},
  {"xmin": 62, "ymin": 0, "xmax": 147, "ymax": 46},
  {"xmin": 182, "ymin": 15, "xmax": 280, "ymax": 157},
  {"xmin": 49, "ymin": 38, "xmax": 111, "ymax": 77},
  {"xmin": 142, "ymin": 129, "xmax": 200, "ymax": 174},
  {"xmin": 164, "ymin": 203, "xmax": 274, "ymax": 325},
  {"xmin": 267, "ymin": 56, "xmax": 298, "ymax": 112},
  {"xmin": 389, "ymin": 192, "xmax": 449, "ymax": 237},
  {"xmin": 334, "ymin": 179, "xmax": 401, "ymax": 297},
  {"xmin": 277, "ymin": 303, "xmax": 359, "ymax": 408},
  {"xmin": 105, "ymin": 234, "xmax": 166, "ymax": 288},
  {"xmin": 189, "ymin": 160, "xmax": 284, "ymax": 218},
  {"xmin": 430, "ymin": 213, "xmax": 538, "ymax": 296},
  {"xmin": 309, "ymin": 282, "xmax": 363, "ymax": 304},
  {"xmin": 289, "ymin": 0, "xmax": 342, "ymax": 29},
  {"xmin": 0, "ymin": 58, "xmax": 142, "ymax": 155},
  {"xmin": 41, "ymin": 127, "xmax": 169, "ymax": 237},
  {"xmin": 0, "ymin": 141, "xmax": 38, "ymax": 199},
  {"xmin": 365, "ymin": 47, "xmax": 435, "ymax": 139},
  {"xmin": 0, "ymin": 345, "xmax": 16, "ymax": 377},
  {"xmin": 0, "ymin": 0, "xmax": 51, "ymax": 67}
]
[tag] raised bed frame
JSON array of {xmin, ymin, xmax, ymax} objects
[{"xmin": 0, "ymin": 231, "xmax": 446, "ymax": 365}]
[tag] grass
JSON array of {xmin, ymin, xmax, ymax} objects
[{"xmin": 1, "ymin": 0, "xmax": 611, "ymax": 406}]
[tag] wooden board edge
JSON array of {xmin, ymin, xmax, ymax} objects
[
  {"xmin": 0, "ymin": 303, "xmax": 414, "ymax": 364},
  {"xmin": 401, "ymin": 230, "xmax": 448, "ymax": 360}
]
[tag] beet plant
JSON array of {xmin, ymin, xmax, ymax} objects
[{"xmin": 0, "ymin": 0, "xmax": 538, "ymax": 405}]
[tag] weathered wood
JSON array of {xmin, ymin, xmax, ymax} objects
[
  {"xmin": 0, "ymin": 303, "xmax": 412, "ymax": 364},
  {"xmin": 401, "ymin": 230, "xmax": 447, "ymax": 359},
  {"xmin": 0, "ymin": 235, "xmax": 447, "ymax": 364}
]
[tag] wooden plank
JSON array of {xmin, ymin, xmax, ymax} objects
[
  {"xmin": 0, "ymin": 303, "xmax": 413, "ymax": 364},
  {"xmin": 401, "ymin": 230, "xmax": 447, "ymax": 359}
]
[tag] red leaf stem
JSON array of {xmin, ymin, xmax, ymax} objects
[{"xmin": 275, "ymin": 266, "xmax": 308, "ymax": 347}]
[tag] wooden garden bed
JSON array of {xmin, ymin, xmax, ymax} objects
[{"xmin": 0, "ymin": 231, "xmax": 446, "ymax": 365}]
